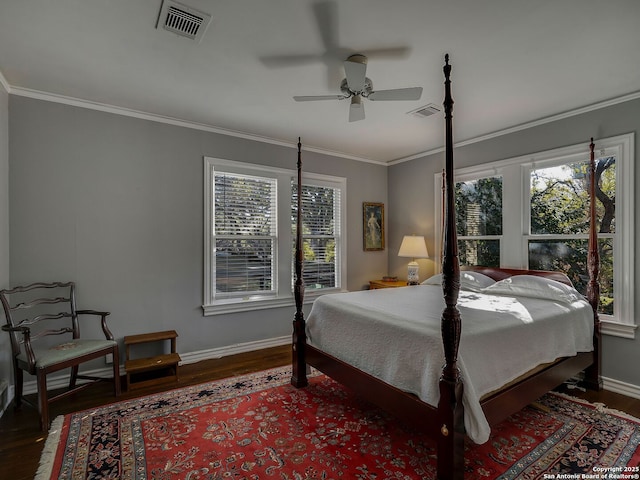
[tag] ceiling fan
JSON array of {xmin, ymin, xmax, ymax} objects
[{"xmin": 293, "ymin": 54, "xmax": 423, "ymax": 122}]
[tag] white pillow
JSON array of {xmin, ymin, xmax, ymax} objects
[
  {"xmin": 422, "ymin": 271, "xmax": 496, "ymax": 292},
  {"xmin": 483, "ymin": 275, "xmax": 583, "ymax": 304}
]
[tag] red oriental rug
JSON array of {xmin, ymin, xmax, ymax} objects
[{"xmin": 37, "ymin": 367, "xmax": 640, "ymax": 479}]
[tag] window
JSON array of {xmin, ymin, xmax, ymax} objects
[
  {"xmin": 292, "ymin": 182, "xmax": 342, "ymax": 291},
  {"xmin": 204, "ymin": 157, "xmax": 346, "ymax": 315},
  {"xmin": 527, "ymin": 158, "xmax": 615, "ymax": 315},
  {"xmin": 435, "ymin": 134, "xmax": 635, "ymax": 338},
  {"xmin": 455, "ymin": 176, "xmax": 502, "ymax": 267},
  {"xmin": 213, "ymin": 172, "xmax": 277, "ymax": 298}
]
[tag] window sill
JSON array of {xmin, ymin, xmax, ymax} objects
[
  {"xmin": 601, "ymin": 319, "xmax": 637, "ymax": 339},
  {"xmin": 202, "ymin": 289, "xmax": 348, "ymax": 316}
]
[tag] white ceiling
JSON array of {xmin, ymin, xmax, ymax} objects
[{"xmin": 1, "ymin": 0, "xmax": 639, "ymax": 163}]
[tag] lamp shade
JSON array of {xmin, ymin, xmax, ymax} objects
[{"xmin": 398, "ymin": 235, "xmax": 429, "ymax": 259}]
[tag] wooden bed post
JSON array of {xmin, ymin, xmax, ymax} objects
[
  {"xmin": 291, "ymin": 137, "xmax": 309, "ymax": 388},
  {"xmin": 584, "ymin": 137, "xmax": 603, "ymax": 390},
  {"xmin": 437, "ymin": 54, "xmax": 465, "ymax": 480}
]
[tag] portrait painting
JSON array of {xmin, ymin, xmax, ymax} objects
[{"xmin": 363, "ymin": 202, "xmax": 385, "ymax": 251}]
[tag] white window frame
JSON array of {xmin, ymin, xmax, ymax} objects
[
  {"xmin": 434, "ymin": 133, "xmax": 635, "ymax": 338},
  {"xmin": 203, "ymin": 157, "xmax": 347, "ymax": 315}
]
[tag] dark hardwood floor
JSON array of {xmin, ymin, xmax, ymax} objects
[
  {"xmin": 1, "ymin": 344, "xmax": 639, "ymax": 480},
  {"xmin": 0, "ymin": 345, "xmax": 291, "ymax": 480}
]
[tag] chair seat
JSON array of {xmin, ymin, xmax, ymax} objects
[{"xmin": 18, "ymin": 339, "xmax": 117, "ymax": 369}]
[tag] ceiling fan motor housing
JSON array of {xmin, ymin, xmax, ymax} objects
[{"xmin": 340, "ymin": 77, "xmax": 373, "ymax": 97}]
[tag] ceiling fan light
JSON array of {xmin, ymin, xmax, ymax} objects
[{"xmin": 349, "ymin": 96, "xmax": 365, "ymax": 122}]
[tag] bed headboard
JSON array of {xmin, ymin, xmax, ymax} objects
[{"xmin": 463, "ymin": 266, "xmax": 573, "ymax": 287}]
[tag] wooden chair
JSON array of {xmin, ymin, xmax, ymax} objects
[{"xmin": 1, "ymin": 282, "xmax": 121, "ymax": 431}]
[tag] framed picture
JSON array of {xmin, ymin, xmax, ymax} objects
[{"xmin": 363, "ymin": 202, "xmax": 385, "ymax": 251}]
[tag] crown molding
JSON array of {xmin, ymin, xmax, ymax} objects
[
  {"xmin": 8, "ymin": 85, "xmax": 385, "ymax": 166},
  {"xmin": 389, "ymin": 90, "xmax": 640, "ymax": 166},
  {"xmin": 6, "ymin": 81, "xmax": 640, "ymax": 167}
]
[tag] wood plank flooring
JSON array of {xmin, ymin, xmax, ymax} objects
[
  {"xmin": 1, "ymin": 345, "xmax": 639, "ymax": 480},
  {"xmin": 0, "ymin": 345, "xmax": 291, "ymax": 480}
]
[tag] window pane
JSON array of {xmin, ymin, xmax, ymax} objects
[
  {"xmin": 301, "ymin": 238, "xmax": 336, "ymax": 289},
  {"xmin": 530, "ymin": 157, "xmax": 615, "ymax": 235},
  {"xmin": 215, "ymin": 173, "xmax": 276, "ymax": 236},
  {"xmin": 292, "ymin": 183, "xmax": 340, "ymax": 291},
  {"xmin": 456, "ymin": 176, "xmax": 502, "ymax": 236},
  {"xmin": 528, "ymin": 238, "xmax": 613, "ymax": 315},
  {"xmin": 215, "ymin": 238, "xmax": 274, "ymax": 294},
  {"xmin": 458, "ymin": 239, "xmax": 500, "ymax": 267}
]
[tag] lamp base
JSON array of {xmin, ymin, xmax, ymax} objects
[{"xmin": 407, "ymin": 261, "xmax": 419, "ymax": 285}]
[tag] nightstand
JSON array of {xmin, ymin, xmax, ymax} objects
[{"xmin": 369, "ymin": 279, "xmax": 408, "ymax": 289}]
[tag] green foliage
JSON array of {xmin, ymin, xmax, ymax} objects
[
  {"xmin": 530, "ymin": 159, "xmax": 615, "ymax": 235},
  {"xmin": 456, "ymin": 177, "xmax": 503, "ymax": 236}
]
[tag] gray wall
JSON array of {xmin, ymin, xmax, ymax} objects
[
  {"xmin": 0, "ymin": 82, "xmax": 9, "ymax": 394},
  {"xmin": 7, "ymin": 95, "xmax": 388, "ymax": 368},
  {"xmin": 388, "ymin": 97, "xmax": 640, "ymax": 388}
]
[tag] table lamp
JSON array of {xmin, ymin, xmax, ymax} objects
[{"xmin": 398, "ymin": 235, "xmax": 429, "ymax": 285}]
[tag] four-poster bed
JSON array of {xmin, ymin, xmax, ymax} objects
[{"xmin": 291, "ymin": 55, "xmax": 602, "ymax": 479}]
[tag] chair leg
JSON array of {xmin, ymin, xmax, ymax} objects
[
  {"xmin": 14, "ymin": 366, "xmax": 23, "ymax": 409},
  {"xmin": 70, "ymin": 365, "xmax": 79, "ymax": 389},
  {"xmin": 37, "ymin": 370, "xmax": 49, "ymax": 432},
  {"xmin": 112, "ymin": 348, "xmax": 121, "ymax": 396}
]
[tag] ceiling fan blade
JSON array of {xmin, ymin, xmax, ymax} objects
[
  {"xmin": 294, "ymin": 95, "xmax": 345, "ymax": 101},
  {"xmin": 368, "ymin": 87, "xmax": 423, "ymax": 101},
  {"xmin": 363, "ymin": 46, "xmax": 411, "ymax": 60},
  {"xmin": 259, "ymin": 53, "xmax": 323, "ymax": 68},
  {"xmin": 349, "ymin": 95, "xmax": 365, "ymax": 122},
  {"xmin": 312, "ymin": 0, "xmax": 339, "ymax": 51},
  {"xmin": 344, "ymin": 55, "xmax": 367, "ymax": 92}
]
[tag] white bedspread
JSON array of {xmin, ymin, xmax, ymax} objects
[{"xmin": 306, "ymin": 284, "xmax": 594, "ymax": 444}]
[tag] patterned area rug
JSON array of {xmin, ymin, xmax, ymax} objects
[{"xmin": 37, "ymin": 367, "xmax": 640, "ymax": 479}]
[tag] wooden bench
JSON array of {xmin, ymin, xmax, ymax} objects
[{"xmin": 124, "ymin": 330, "xmax": 180, "ymax": 390}]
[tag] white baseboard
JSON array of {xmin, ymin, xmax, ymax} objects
[
  {"xmin": 179, "ymin": 335, "xmax": 290, "ymax": 365},
  {"xmin": 602, "ymin": 376, "xmax": 640, "ymax": 400},
  {"xmin": 0, "ymin": 381, "xmax": 11, "ymax": 418},
  {"xmin": 17, "ymin": 335, "xmax": 290, "ymax": 396}
]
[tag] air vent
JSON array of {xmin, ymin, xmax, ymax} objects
[
  {"xmin": 408, "ymin": 103, "xmax": 441, "ymax": 118},
  {"xmin": 157, "ymin": 0, "xmax": 212, "ymax": 42}
]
